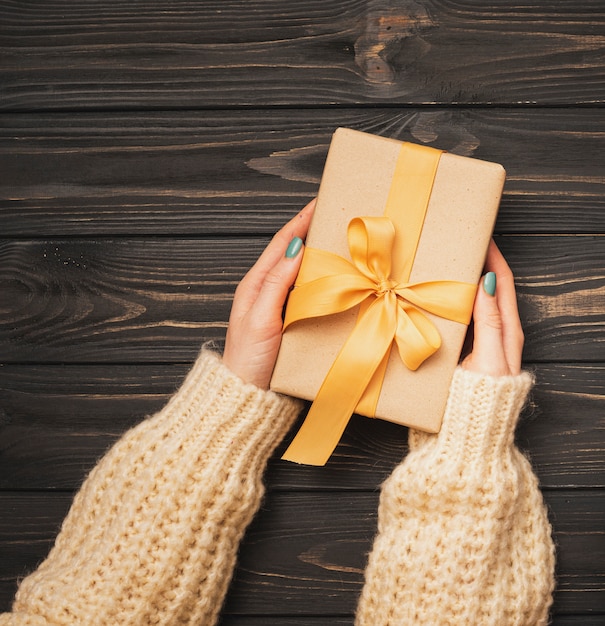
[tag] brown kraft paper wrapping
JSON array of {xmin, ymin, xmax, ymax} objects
[{"xmin": 270, "ymin": 127, "xmax": 505, "ymax": 434}]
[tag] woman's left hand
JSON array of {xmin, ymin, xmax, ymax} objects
[{"xmin": 223, "ymin": 199, "xmax": 315, "ymax": 389}]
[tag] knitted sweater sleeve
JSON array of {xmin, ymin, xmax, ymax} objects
[
  {"xmin": 355, "ymin": 367, "xmax": 556, "ymax": 626},
  {"xmin": 2, "ymin": 349, "xmax": 302, "ymax": 626}
]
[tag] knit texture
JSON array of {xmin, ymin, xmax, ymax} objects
[
  {"xmin": 2, "ymin": 361, "xmax": 556, "ymax": 626},
  {"xmin": 355, "ymin": 367, "xmax": 556, "ymax": 626},
  {"xmin": 3, "ymin": 349, "xmax": 302, "ymax": 626}
]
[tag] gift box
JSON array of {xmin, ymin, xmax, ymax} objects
[{"xmin": 270, "ymin": 128, "xmax": 505, "ymax": 465}]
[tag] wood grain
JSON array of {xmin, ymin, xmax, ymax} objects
[
  {"xmin": 1, "ymin": 1, "xmax": 603, "ymax": 110},
  {"xmin": 0, "ymin": 364, "xmax": 603, "ymax": 491},
  {"xmin": 218, "ymin": 615, "xmax": 353, "ymax": 626},
  {"xmin": 223, "ymin": 491, "xmax": 601, "ymax": 616},
  {"xmin": 496, "ymin": 236, "xmax": 605, "ymax": 362},
  {"xmin": 1, "ymin": 109, "xmax": 603, "ymax": 236},
  {"xmin": 1, "ymin": 1, "xmax": 603, "ymax": 621},
  {"xmin": 1, "ymin": 491, "xmax": 602, "ymax": 616},
  {"xmin": 0, "ymin": 236, "xmax": 602, "ymax": 363},
  {"xmin": 219, "ymin": 618, "xmax": 605, "ymax": 626}
]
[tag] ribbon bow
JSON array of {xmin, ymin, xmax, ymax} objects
[{"xmin": 281, "ymin": 216, "xmax": 477, "ymax": 466}]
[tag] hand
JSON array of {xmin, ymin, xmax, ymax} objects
[
  {"xmin": 461, "ymin": 240, "xmax": 524, "ymax": 377},
  {"xmin": 223, "ymin": 199, "xmax": 316, "ymax": 388}
]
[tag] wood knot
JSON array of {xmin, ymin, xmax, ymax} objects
[{"xmin": 354, "ymin": 0, "xmax": 434, "ymax": 85}]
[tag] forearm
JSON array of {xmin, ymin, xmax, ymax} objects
[
  {"xmin": 4, "ymin": 349, "xmax": 302, "ymax": 626},
  {"xmin": 356, "ymin": 367, "xmax": 555, "ymax": 626}
]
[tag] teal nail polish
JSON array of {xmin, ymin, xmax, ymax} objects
[
  {"xmin": 483, "ymin": 271, "xmax": 497, "ymax": 296},
  {"xmin": 285, "ymin": 236, "xmax": 303, "ymax": 258}
]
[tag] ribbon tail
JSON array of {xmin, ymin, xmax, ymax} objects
[
  {"xmin": 282, "ymin": 295, "xmax": 397, "ymax": 466},
  {"xmin": 394, "ymin": 304, "xmax": 442, "ymax": 371},
  {"xmin": 354, "ymin": 297, "xmax": 393, "ymax": 418},
  {"xmin": 355, "ymin": 344, "xmax": 392, "ymax": 417}
]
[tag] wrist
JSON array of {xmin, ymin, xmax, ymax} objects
[{"xmin": 410, "ymin": 367, "xmax": 534, "ymax": 466}]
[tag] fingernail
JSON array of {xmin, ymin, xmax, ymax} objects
[
  {"xmin": 285, "ymin": 236, "xmax": 303, "ymax": 258},
  {"xmin": 483, "ymin": 271, "xmax": 497, "ymax": 296}
]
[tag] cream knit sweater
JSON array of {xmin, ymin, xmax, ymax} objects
[{"xmin": 1, "ymin": 350, "xmax": 555, "ymax": 625}]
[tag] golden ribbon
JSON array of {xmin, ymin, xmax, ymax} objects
[{"xmin": 281, "ymin": 143, "xmax": 477, "ymax": 466}]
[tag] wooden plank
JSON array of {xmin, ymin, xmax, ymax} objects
[
  {"xmin": 527, "ymin": 620, "xmax": 604, "ymax": 626},
  {"xmin": 218, "ymin": 615, "xmax": 352, "ymax": 626},
  {"xmin": 515, "ymin": 364, "xmax": 605, "ymax": 489},
  {"xmin": 545, "ymin": 620, "xmax": 605, "ymax": 626},
  {"xmin": 0, "ymin": 493, "xmax": 72, "ymax": 614},
  {"xmin": 0, "ymin": 109, "xmax": 603, "ymax": 236},
  {"xmin": 0, "ymin": 491, "xmax": 602, "ymax": 616},
  {"xmin": 0, "ymin": 235, "xmax": 602, "ymax": 363},
  {"xmin": 497, "ymin": 236, "xmax": 605, "ymax": 362},
  {"xmin": 0, "ymin": 237, "xmax": 243, "ymax": 362},
  {"xmin": 219, "ymin": 618, "xmax": 605, "ymax": 626},
  {"xmin": 0, "ymin": 364, "xmax": 186, "ymax": 491},
  {"xmin": 1, "ymin": 1, "xmax": 603, "ymax": 110},
  {"xmin": 223, "ymin": 490, "xmax": 605, "ymax": 617},
  {"xmin": 0, "ymin": 364, "xmax": 602, "ymax": 491}
]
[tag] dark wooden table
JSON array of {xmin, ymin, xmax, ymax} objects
[{"xmin": 1, "ymin": 1, "xmax": 603, "ymax": 623}]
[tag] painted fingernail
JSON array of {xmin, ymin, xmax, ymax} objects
[
  {"xmin": 483, "ymin": 271, "xmax": 497, "ymax": 296},
  {"xmin": 285, "ymin": 236, "xmax": 303, "ymax": 258}
]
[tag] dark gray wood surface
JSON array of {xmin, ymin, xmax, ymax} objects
[{"xmin": 1, "ymin": 1, "xmax": 604, "ymax": 622}]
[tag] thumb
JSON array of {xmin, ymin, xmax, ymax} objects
[
  {"xmin": 251, "ymin": 236, "xmax": 304, "ymax": 322},
  {"xmin": 461, "ymin": 272, "xmax": 512, "ymax": 377}
]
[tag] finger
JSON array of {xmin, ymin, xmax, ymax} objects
[
  {"xmin": 232, "ymin": 199, "xmax": 315, "ymax": 317},
  {"xmin": 248, "ymin": 236, "xmax": 306, "ymax": 329},
  {"xmin": 484, "ymin": 241, "xmax": 524, "ymax": 374},
  {"xmin": 463, "ymin": 271, "xmax": 511, "ymax": 377}
]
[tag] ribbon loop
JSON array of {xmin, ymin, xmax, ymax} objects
[{"xmin": 348, "ymin": 216, "xmax": 395, "ymax": 283}]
